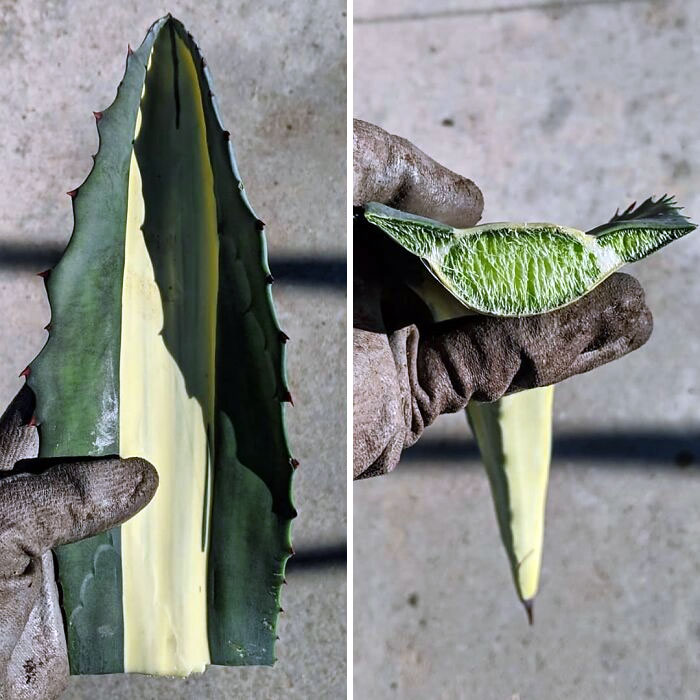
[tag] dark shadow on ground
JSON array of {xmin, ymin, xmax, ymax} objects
[
  {"xmin": 287, "ymin": 544, "xmax": 346, "ymax": 571},
  {"xmin": 399, "ymin": 431, "xmax": 699, "ymax": 470}
]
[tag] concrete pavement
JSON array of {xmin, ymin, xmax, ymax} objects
[{"xmin": 354, "ymin": 1, "xmax": 700, "ymax": 697}]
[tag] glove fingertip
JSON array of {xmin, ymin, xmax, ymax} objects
[
  {"xmin": 447, "ymin": 174, "xmax": 484, "ymax": 228},
  {"xmin": 119, "ymin": 456, "xmax": 159, "ymax": 512}
]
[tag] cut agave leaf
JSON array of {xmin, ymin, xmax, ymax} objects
[
  {"xmin": 405, "ymin": 262, "xmax": 554, "ymax": 619},
  {"xmin": 26, "ymin": 15, "xmax": 295, "ymax": 676},
  {"xmin": 364, "ymin": 195, "xmax": 695, "ymax": 619},
  {"xmin": 466, "ymin": 387, "xmax": 554, "ymax": 622},
  {"xmin": 364, "ymin": 197, "xmax": 696, "ymax": 317}
]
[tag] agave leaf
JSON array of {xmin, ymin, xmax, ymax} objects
[
  {"xmin": 26, "ymin": 15, "xmax": 295, "ymax": 676},
  {"xmin": 364, "ymin": 198, "xmax": 696, "ymax": 317},
  {"xmin": 408, "ymin": 263, "xmax": 554, "ymax": 619},
  {"xmin": 364, "ymin": 195, "xmax": 694, "ymax": 619},
  {"xmin": 466, "ymin": 387, "xmax": 554, "ymax": 622}
]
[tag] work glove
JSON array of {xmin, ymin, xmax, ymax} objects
[
  {"xmin": 353, "ymin": 119, "xmax": 653, "ymax": 478},
  {"xmin": 0, "ymin": 383, "xmax": 158, "ymax": 699}
]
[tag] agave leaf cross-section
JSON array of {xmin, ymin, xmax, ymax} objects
[
  {"xmin": 27, "ymin": 15, "xmax": 295, "ymax": 676},
  {"xmin": 364, "ymin": 198, "xmax": 696, "ymax": 317}
]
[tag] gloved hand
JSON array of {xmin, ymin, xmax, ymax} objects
[
  {"xmin": 0, "ymin": 384, "xmax": 158, "ymax": 699},
  {"xmin": 353, "ymin": 119, "xmax": 653, "ymax": 478}
]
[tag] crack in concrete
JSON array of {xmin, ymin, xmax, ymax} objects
[{"xmin": 355, "ymin": 0, "xmax": 655, "ymax": 25}]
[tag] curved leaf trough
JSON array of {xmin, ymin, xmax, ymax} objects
[{"xmin": 27, "ymin": 15, "xmax": 295, "ymax": 676}]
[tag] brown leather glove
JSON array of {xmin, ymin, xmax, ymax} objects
[
  {"xmin": 0, "ymin": 384, "xmax": 158, "ymax": 699},
  {"xmin": 353, "ymin": 119, "xmax": 653, "ymax": 478}
]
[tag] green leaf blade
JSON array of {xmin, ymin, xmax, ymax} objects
[
  {"xmin": 177, "ymin": 24, "xmax": 295, "ymax": 667},
  {"xmin": 27, "ymin": 19, "xmax": 165, "ymax": 675},
  {"xmin": 25, "ymin": 15, "xmax": 294, "ymax": 675}
]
